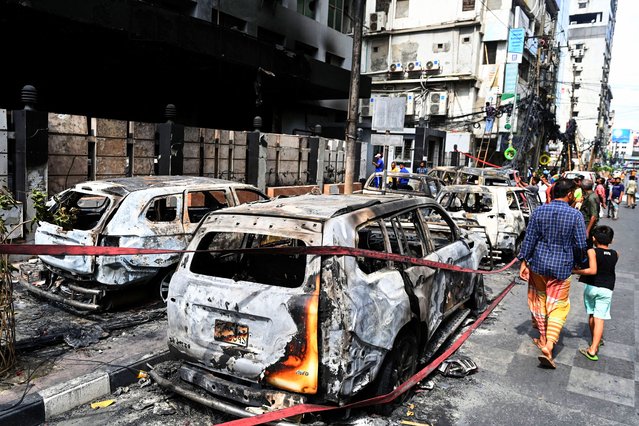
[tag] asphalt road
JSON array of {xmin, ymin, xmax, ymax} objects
[{"xmin": 47, "ymin": 206, "xmax": 639, "ymax": 426}]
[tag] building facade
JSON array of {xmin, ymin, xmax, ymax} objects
[
  {"xmin": 567, "ymin": 0, "xmax": 617, "ymax": 165},
  {"xmin": 360, "ymin": 0, "xmax": 561, "ymax": 174}
]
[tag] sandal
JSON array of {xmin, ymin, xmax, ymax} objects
[
  {"xmin": 537, "ymin": 354, "xmax": 557, "ymax": 369},
  {"xmin": 579, "ymin": 348, "xmax": 598, "ymax": 361}
]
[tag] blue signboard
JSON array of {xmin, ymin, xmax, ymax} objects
[
  {"xmin": 504, "ymin": 63, "xmax": 519, "ymax": 94},
  {"xmin": 508, "ymin": 28, "xmax": 525, "ymax": 54},
  {"xmin": 612, "ymin": 128, "xmax": 631, "ymax": 143}
]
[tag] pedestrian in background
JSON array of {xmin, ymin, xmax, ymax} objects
[
  {"xmin": 595, "ymin": 178, "xmax": 607, "ymax": 216},
  {"xmin": 518, "ymin": 178, "xmax": 587, "ymax": 369},
  {"xmin": 579, "ymin": 179, "xmax": 599, "ymax": 246},
  {"xmin": 372, "ymin": 153, "xmax": 384, "ymax": 188},
  {"xmin": 608, "ymin": 177, "xmax": 624, "ymax": 220},
  {"xmin": 625, "ymin": 175, "xmax": 636, "ymax": 208},
  {"xmin": 416, "ymin": 161, "xmax": 428, "ymax": 175},
  {"xmin": 572, "ymin": 225, "xmax": 618, "ymax": 361}
]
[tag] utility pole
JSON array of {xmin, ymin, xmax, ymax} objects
[{"xmin": 343, "ymin": 0, "xmax": 365, "ymax": 194}]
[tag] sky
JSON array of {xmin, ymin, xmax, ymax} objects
[{"xmin": 609, "ymin": 0, "xmax": 639, "ymax": 129}]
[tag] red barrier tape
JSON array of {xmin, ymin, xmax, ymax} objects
[
  {"xmin": 458, "ymin": 151, "xmax": 500, "ymax": 168},
  {"xmin": 0, "ymin": 244, "xmax": 518, "ymax": 275},
  {"xmin": 217, "ymin": 278, "xmax": 518, "ymax": 426}
]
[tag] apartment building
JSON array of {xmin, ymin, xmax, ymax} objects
[
  {"xmin": 361, "ymin": 0, "xmax": 561, "ymax": 171},
  {"xmin": 567, "ymin": 0, "xmax": 617, "ymax": 160}
]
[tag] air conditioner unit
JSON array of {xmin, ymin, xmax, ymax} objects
[
  {"xmin": 406, "ymin": 61, "xmax": 422, "ymax": 72},
  {"xmin": 572, "ymin": 48, "xmax": 585, "ymax": 58},
  {"xmin": 369, "ymin": 12, "xmax": 386, "ymax": 32},
  {"xmin": 359, "ymin": 98, "xmax": 373, "ymax": 117},
  {"xmin": 426, "ymin": 91, "xmax": 448, "ymax": 116},
  {"xmin": 389, "ymin": 62, "xmax": 403, "ymax": 72},
  {"xmin": 573, "ymin": 64, "xmax": 584, "ymax": 72},
  {"xmin": 424, "ymin": 59, "xmax": 441, "ymax": 72},
  {"xmin": 401, "ymin": 94, "xmax": 415, "ymax": 115}
]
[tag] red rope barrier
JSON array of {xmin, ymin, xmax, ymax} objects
[{"xmin": 458, "ymin": 150, "xmax": 500, "ymax": 168}]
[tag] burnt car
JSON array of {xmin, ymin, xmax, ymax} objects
[
  {"xmin": 362, "ymin": 171, "xmax": 444, "ymax": 198},
  {"xmin": 427, "ymin": 166, "xmax": 513, "ymax": 186},
  {"xmin": 25, "ymin": 176, "xmax": 268, "ymax": 310},
  {"xmin": 437, "ymin": 185, "xmax": 541, "ymax": 260},
  {"xmin": 155, "ymin": 194, "xmax": 488, "ymax": 418}
]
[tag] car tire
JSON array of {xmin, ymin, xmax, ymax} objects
[
  {"xmin": 158, "ymin": 269, "xmax": 175, "ymax": 303},
  {"xmin": 467, "ymin": 275, "xmax": 487, "ymax": 316},
  {"xmin": 370, "ymin": 331, "xmax": 418, "ymax": 416}
]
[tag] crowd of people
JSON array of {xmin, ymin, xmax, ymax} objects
[{"xmin": 517, "ymin": 169, "xmax": 630, "ymax": 369}]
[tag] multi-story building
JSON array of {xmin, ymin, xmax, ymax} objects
[
  {"xmin": 567, "ymin": 0, "xmax": 617, "ymax": 164},
  {"xmin": 360, "ymin": 0, "xmax": 561, "ymax": 173},
  {"xmin": 0, "ymin": 0, "xmax": 370, "ymax": 133}
]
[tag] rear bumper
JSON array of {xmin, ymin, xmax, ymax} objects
[{"xmin": 150, "ymin": 361, "xmax": 308, "ymax": 425}]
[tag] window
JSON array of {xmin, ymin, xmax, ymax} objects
[
  {"xmin": 235, "ymin": 189, "xmax": 267, "ymax": 204},
  {"xmin": 356, "ymin": 220, "xmax": 390, "ymax": 273},
  {"xmin": 462, "ymin": 36, "xmax": 471, "ymax": 43},
  {"xmin": 569, "ymin": 12, "xmax": 602, "ymax": 25},
  {"xmin": 506, "ymin": 191, "xmax": 519, "ymax": 211},
  {"xmin": 395, "ymin": 0, "xmax": 409, "ymax": 18},
  {"xmin": 146, "ymin": 196, "xmax": 178, "ymax": 222},
  {"xmin": 190, "ymin": 232, "xmax": 308, "ymax": 288},
  {"xmin": 325, "ymin": 52, "xmax": 345, "ymax": 66},
  {"xmin": 297, "ymin": 0, "xmax": 316, "ymax": 19},
  {"xmin": 420, "ymin": 206, "xmax": 456, "ymax": 250},
  {"xmin": 328, "ymin": 0, "xmax": 344, "ymax": 32},
  {"xmin": 52, "ymin": 191, "xmax": 111, "ymax": 231},
  {"xmin": 186, "ymin": 190, "xmax": 228, "ymax": 223},
  {"xmin": 462, "ymin": 0, "xmax": 475, "ymax": 12},
  {"xmin": 574, "ymin": 57, "xmax": 583, "ymax": 63},
  {"xmin": 483, "ymin": 41, "xmax": 497, "ymax": 64}
]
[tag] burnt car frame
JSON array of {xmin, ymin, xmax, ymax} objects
[
  {"xmin": 427, "ymin": 166, "xmax": 513, "ymax": 186},
  {"xmin": 158, "ymin": 194, "xmax": 488, "ymax": 418},
  {"xmin": 361, "ymin": 171, "xmax": 444, "ymax": 198},
  {"xmin": 437, "ymin": 185, "xmax": 541, "ymax": 260},
  {"xmin": 26, "ymin": 176, "xmax": 268, "ymax": 310}
]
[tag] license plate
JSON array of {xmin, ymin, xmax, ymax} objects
[{"xmin": 214, "ymin": 320, "xmax": 249, "ymax": 347}]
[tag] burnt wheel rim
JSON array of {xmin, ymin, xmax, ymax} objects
[{"xmin": 392, "ymin": 338, "xmax": 418, "ymax": 389}]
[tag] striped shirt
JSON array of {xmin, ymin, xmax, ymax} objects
[{"xmin": 518, "ymin": 200, "xmax": 587, "ymax": 280}]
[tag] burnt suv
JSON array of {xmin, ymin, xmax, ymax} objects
[
  {"xmin": 156, "ymin": 194, "xmax": 488, "ymax": 418},
  {"xmin": 25, "ymin": 176, "xmax": 268, "ymax": 310}
]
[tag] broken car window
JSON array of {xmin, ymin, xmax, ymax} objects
[
  {"xmin": 50, "ymin": 192, "xmax": 112, "ymax": 230},
  {"xmin": 356, "ymin": 220, "xmax": 390, "ymax": 274},
  {"xmin": 235, "ymin": 189, "xmax": 267, "ymax": 204},
  {"xmin": 187, "ymin": 190, "xmax": 229, "ymax": 223},
  {"xmin": 420, "ymin": 206, "xmax": 456, "ymax": 250},
  {"xmin": 146, "ymin": 195, "xmax": 179, "ymax": 222},
  {"xmin": 190, "ymin": 232, "xmax": 307, "ymax": 288}
]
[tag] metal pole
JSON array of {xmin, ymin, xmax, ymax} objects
[{"xmin": 343, "ymin": 0, "xmax": 365, "ymax": 194}]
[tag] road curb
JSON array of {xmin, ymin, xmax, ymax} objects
[{"xmin": 0, "ymin": 350, "xmax": 173, "ymax": 426}]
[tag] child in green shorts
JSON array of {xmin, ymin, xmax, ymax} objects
[{"xmin": 572, "ymin": 225, "xmax": 618, "ymax": 361}]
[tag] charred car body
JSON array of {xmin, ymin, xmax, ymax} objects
[
  {"xmin": 158, "ymin": 194, "xmax": 488, "ymax": 417},
  {"xmin": 362, "ymin": 171, "xmax": 443, "ymax": 198},
  {"xmin": 26, "ymin": 176, "xmax": 268, "ymax": 310},
  {"xmin": 427, "ymin": 166, "xmax": 514, "ymax": 186},
  {"xmin": 437, "ymin": 185, "xmax": 540, "ymax": 260}
]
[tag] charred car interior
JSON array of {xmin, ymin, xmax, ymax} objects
[
  {"xmin": 22, "ymin": 176, "xmax": 269, "ymax": 310},
  {"xmin": 155, "ymin": 194, "xmax": 488, "ymax": 419}
]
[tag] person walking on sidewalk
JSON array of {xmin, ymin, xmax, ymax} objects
[
  {"xmin": 625, "ymin": 175, "xmax": 636, "ymax": 208},
  {"xmin": 572, "ymin": 225, "xmax": 618, "ymax": 361},
  {"xmin": 608, "ymin": 177, "xmax": 624, "ymax": 220},
  {"xmin": 580, "ymin": 179, "xmax": 599, "ymax": 245},
  {"xmin": 518, "ymin": 178, "xmax": 588, "ymax": 369}
]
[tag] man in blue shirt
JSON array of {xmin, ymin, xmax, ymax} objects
[
  {"xmin": 398, "ymin": 162, "xmax": 410, "ymax": 187},
  {"xmin": 518, "ymin": 178, "xmax": 587, "ymax": 369},
  {"xmin": 608, "ymin": 176, "xmax": 625, "ymax": 220},
  {"xmin": 372, "ymin": 153, "xmax": 384, "ymax": 188}
]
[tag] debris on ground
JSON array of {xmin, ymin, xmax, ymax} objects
[
  {"xmin": 437, "ymin": 356, "xmax": 478, "ymax": 378},
  {"xmin": 90, "ymin": 399, "xmax": 116, "ymax": 409}
]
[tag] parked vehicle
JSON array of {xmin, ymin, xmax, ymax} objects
[
  {"xmin": 362, "ymin": 171, "xmax": 444, "ymax": 198},
  {"xmin": 156, "ymin": 194, "xmax": 488, "ymax": 418},
  {"xmin": 436, "ymin": 185, "xmax": 541, "ymax": 260},
  {"xmin": 427, "ymin": 166, "xmax": 512, "ymax": 186},
  {"xmin": 25, "ymin": 176, "xmax": 268, "ymax": 310},
  {"xmin": 562, "ymin": 170, "xmax": 599, "ymax": 183}
]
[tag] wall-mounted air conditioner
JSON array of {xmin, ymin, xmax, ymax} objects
[
  {"xmin": 424, "ymin": 59, "xmax": 441, "ymax": 72},
  {"xmin": 369, "ymin": 12, "xmax": 386, "ymax": 32},
  {"xmin": 426, "ymin": 91, "xmax": 448, "ymax": 116},
  {"xmin": 389, "ymin": 62, "xmax": 403, "ymax": 72},
  {"xmin": 406, "ymin": 61, "xmax": 422, "ymax": 72},
  {"xmin": 402, "ymin": 94, "xmax": 415, "ymax": 116},
  {"xmin": 572, "ymin": 48, "xmax": 585, "ymax": 58},
  {"xmin": 573, "ymin": 64, "xmax": 584, "ymax": 72}
]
